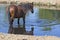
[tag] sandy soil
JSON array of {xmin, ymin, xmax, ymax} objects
[{"xmin": 0, "ymin": 33, "xmax": 60, "ymax": 40}]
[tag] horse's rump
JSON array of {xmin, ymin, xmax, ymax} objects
[{"xmin": 9, "ymin": 5, "xmax": 18, "ymax": 18}]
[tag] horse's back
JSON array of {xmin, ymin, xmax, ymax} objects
[{"xmin": 14, "ymin": 5, "xmax": 25, "ymax": 18}]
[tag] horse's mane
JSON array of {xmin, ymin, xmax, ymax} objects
[{"xmin": 18, "ymin": 3, "xmax": 32, "ymax": 10}]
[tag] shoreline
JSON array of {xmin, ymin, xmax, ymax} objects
[
  {"xmin": 0, "ymin": 33, "xmax": 60, "ymax": 40},
  {"xmin": 0, "ymin": 4, "xmax": 60, "ymax": 10},
  {"xmin": 36, "ymin": 6, "xmax": 60, "ymax": 10}
]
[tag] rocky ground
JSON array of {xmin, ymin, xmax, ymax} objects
[{"xmin": 0, "ymin": 33, "xmax": 60, "ymax": 40}]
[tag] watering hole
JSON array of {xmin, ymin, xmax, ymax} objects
[{"xmin": 0, "ymin": 5, "xmax": 60, "ymax": 37}]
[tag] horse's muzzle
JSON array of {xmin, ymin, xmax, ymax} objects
[{"xmin": 31, "ymin": 10, "xmax": 34, "ymax": 13}]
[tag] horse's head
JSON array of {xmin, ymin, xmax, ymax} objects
[
  {"xmin": 19, "ymin": 2, "xmax": 34, "ymax": 13},
  {"xmin": 29, "ymin": 2, "xmax": 34, "ymax": 13}
]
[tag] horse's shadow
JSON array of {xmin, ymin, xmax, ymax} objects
[{"xmin": 8, "ymin": 25, "xmax": 34, "ymax": 35}]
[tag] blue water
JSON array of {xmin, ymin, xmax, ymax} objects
[{"xmin": 0, "ymin": 6, "xmax": 60, "ymax": 37}]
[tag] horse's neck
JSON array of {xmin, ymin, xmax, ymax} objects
[
  {"xmin": 23, "ymin": 8, "xmax": 29, "ymax": 14},
  {"xmin": 19, "ymin": 3, "xmax": 31, "ymax": 13},
  {"xmin": 22, "ymin": 7, "xmax": 30, "ymax": 13}
]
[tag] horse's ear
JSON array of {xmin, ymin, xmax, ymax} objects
[{"xmin": 32, "ymin": 2, "xmax": 34, "ymax": 5}]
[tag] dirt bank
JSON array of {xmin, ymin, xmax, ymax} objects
[{"xmin": 0, "ymin": 33, "xmax": 60, "ymax": 40}]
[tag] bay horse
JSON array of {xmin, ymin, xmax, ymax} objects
[{"xmin": 6, "ymin": 2, "xmax": 34, "ymax": 33}]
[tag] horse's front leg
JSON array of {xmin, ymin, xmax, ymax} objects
[
  {"xmin": 18, "ymin": 18, "xmax": 20, "ymax": 27},
  {"xmin": 23, "ymin": 16, "xmax": 25, "ymax": 29}
]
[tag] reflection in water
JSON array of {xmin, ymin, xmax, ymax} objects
[
  {"xmin": 8, "ymin": 25, "xmax": 34, "ymax": 35},
  {"xmin": 0, "ymin": 6, "xmax": 60, "ymax": 37}
]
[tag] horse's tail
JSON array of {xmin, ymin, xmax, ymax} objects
[{"xmin": 9, "ymin": 7, "xmax": 15, "ymax": 19}]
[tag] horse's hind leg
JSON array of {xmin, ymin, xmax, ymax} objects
[{"xmin": 8, "ymin": 18, "xmax": 14, "ymax": 33}]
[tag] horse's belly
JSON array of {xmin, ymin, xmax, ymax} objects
[
  {"xmin": 14, "ymin": 15, "xmax": 22, "ymax": 18},
  {"xmin": 14, "ymin": 13, "xmax": 24, "ymax": 18}
]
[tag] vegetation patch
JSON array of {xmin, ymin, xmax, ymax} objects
[
  {"xmin": 42, "ymin": 27, "xmax": 51, "ymax": 31},
  {"xmin": 39, "ymin": 8, "xmax": 60, "ymax": 20}
]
